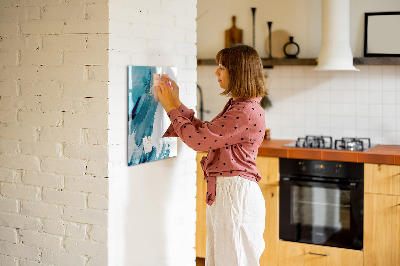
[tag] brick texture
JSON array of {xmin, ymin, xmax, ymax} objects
[
  {"xmin": 0, "ymin": 0, "xmax": 109, "ymax": 264},
  {"xmin": 0, "ymin": 0, "xmax": 197, "ymax": 265}
]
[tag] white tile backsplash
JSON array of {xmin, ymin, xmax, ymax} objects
[{"xmin": 197, "ymin": 65, "xmax": 400, "ymax": 144}]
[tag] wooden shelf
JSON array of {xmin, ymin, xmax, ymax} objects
[
  {"xmin": 197, "ymin": 57, "xmax": 400, "ymax": 68},
  {"xmin": 353, "ymin": 57, "xmax": 400, "ymax": 65}
]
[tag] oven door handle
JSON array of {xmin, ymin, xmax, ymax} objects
[{"xmin": 281, "ymin": 177, "xmax": 357, "ymax": 188}]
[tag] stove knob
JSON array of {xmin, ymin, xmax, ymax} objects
[{"xmin": 335, "ymin": 164, "xmax": 342, "ymax": 174}]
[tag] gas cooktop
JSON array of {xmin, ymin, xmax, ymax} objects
[{"xmin": 283, "ymin": 135, "xmax": 376, "ymax": 152}]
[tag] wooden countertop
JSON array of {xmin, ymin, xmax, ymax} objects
[{"xmin": 258, "ymin": 139, "xmax": 400, "ymax": 165}]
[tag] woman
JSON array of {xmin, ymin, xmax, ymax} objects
[{"xmin": 156, "ymin": 45, "xmax": 267, "ymax": 266}]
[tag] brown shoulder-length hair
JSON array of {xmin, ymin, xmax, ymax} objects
[{"xmin": 215, "ymin": 45, "xmax": 267, "ymax": 99}]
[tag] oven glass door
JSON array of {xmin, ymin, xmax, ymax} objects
[{"xmin": 280, "ymin": 178, "xmax": 363, "ymax": 250}]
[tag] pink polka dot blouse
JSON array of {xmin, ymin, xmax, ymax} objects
[{"xmin": 163, "ymin": 97, "xmax": 266, "ymax": 206}]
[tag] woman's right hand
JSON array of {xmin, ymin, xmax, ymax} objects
[{"xmin": 162, "ymin": 75, "xmax": 181, "ymax": 109}]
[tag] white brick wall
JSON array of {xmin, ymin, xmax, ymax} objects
[
  {"xmin": 0, "ymin": 1, "xmax": 109, "ymax": 265},
  {"xmin": 1, "ymin": 0, "xmax": 198, "ymax": 265},
  {"xmin": 108, "ymin": 0, "xmax": 197, "ymax": 265}
]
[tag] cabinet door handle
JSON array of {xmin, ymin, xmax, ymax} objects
[{"xmin": 309, "ymin": 252, "xmax": 329, "ymax": 256}]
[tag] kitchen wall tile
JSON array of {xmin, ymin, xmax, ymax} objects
[
  {"xmin": 279, "ymin": 66, "xmax": 293, "ymax": 77},
  {"xmin": 382, "ymin": 104, "xmax": 396, "ymax": 118},
  {"xmin": 342, "ymin": 103, "xmax": 355, "ymax": 116},
  {"xmin": 329, "ymin": 88, "xmax": 343, "ymax": 103},
  {"xmin": 280, "ymin": 77, "xmax": 292, "ymax": 89},
  {"xmin": 369, "ymin": 130, "xmax": 383, "ymax": 144},
  {"xmin": 342, "ymin": 128, "xmax": 356, "ymax": 138},
  {"xmin": 330, "ymin": 128, "xmax": 343, "ymax": 139},
  {"xmin": 382, "ymin": 78, "xmax": 396, "ymax": 91},
  {"xmin": 342, "ymin": 71, "xmax": 356, "ymax": 88},
  {"xmin": 329, "ymin": 73, "xmax": 343, "ymax": 90},
  {"xmin": 304, "ymin": 88, "xmax": 318, "ymax": 103},
  {"xmin": 368, "ymin": 76, "xmax": 383, "ymax": 91},
  {"xmin": 395, "ymin": 66, "xmax": 400, "ymax": 79},
  {"xmin": 292, "ymin": 67, "xmax": 305, "ymax": 77},
  {"xmin": 355, "ymin": 67, "xmax": 369, "ymax": 91},
  {"xmin": 355, "ymin": 90, "xmax": 368, "ymax": 104},
  {"xmin": 369, "ymin": 117, "xmax": 383, "ymax": 130},
  {"xmin": 317, "ymin": 127, "xmax": 331, "ymax": 136},
  {"xmin": 330, "ymin": 116, "xmax": 343, "ymax": 128},
  {"xmin": 355, "ymin": 104, "xmax": 369, "ymax": 117},
  {"xmin": 317, "ymin": 70, "xmax": 330, "ymax": 79},
  {"xmin": 317, "ymin": 88, "xmax": 330, "ymax": 102},
  {"xmin": 304, "ymin": 66, "xmax": 317, "ymax": 77},
  {"xmin": 280, "ymin": 126, "xmax": 294, "ymax": 137},
  {"xmin": 396, "ymin": 105, "xmax": 400, "ymax": 119},
  {"xmin": 293, "ymin": 90, "xmax": 305, "ymax": 103},
  {"xmin": 292, "ymin": 102, "xmax": 305, "ymax": 114},
  {"xmin": 355, "ymin": 117, "xmax": 369, "ymax": 130},
  {"xmin": 198, "ymin": 65, "xmax": 400, "ymax": 144},
  {"xmin": 330, "ymin": 103, "xmax": 342, "ymax": 116},
  {"xmin": 293, "ymin": 113, "xmax": 305, "ymax": 127},
  {"xmin": 369, "ymin": 66, "xmax": 382, "ymax": 79},
  {"xmin": 343, "ymin": 116, "xmax": 356, "ymax": 129},
  {"xmin": 342, "ymin": 90, "xmax": 355, "ymax": 104},
  {"xmin": 368, "ymin": 90, "xmax": 382, "ymax": 104},
  {"xmin": 293, "ymin": 126, "xmax": 306, "ymax": 137},
  {"xmin": 293, "ymin": 77, "xmax": 306, "ymax": 90},
  {"xmin": 382, "ymin": 67, "xmax": 396, "ymax": 91},
  {"xmin": 382, "ymin": 65, "xmax": 396, "ymax": 76},
  {"xmin": 305, "ymin": 115, "xmax": 317, "ymax": 128},
  {"xmin": 280, "ymin": 114, "xmax": 293, "ymax": 127},
  {"xmin": 382, "ymin": 117, "xmax": 397, "ymax": 131},
  {"xmin": 305, "ymin": 77, "xmax": 318, "ymax": 89},
  {"xmin": 396, "ymin": 91, "xmax": 400, "ymax": 104},
  {"xmin": 382, "ymin": 91, "xmax": 396, "ymax": 104},
  {"xmin": 317, "ymin": 102, "xmax": 330, "ymax": 115},
  {"xmin": 355, "ymin": 129, "xmax": 369, "ymax": 138},
  {"xmin": 317, "ymin": 77, "xmax": 330, "ymax": 90},
  {"xmin": 317, "ymin": 115, "xmax": 330, "ymax": 128},
  {"xmin": 368, "ymin": 104, "xmax": 383, "ymax": 118}
]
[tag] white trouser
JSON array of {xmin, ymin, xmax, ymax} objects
[{"xmin": 205, "ymin": 176, "xmax": 266, "ymax": 266}]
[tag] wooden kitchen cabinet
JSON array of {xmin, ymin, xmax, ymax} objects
[
  {"xmin": 256, "ymin": 156, "xmax": 279, "ymax": 186},
  {"xmin": 259, "ymin": 184, "xmax": 279, "ymax": 266},
  {"xmin": 278, "ymin": 241, "xmax": 363, "ymax": 266},
  {"xmin": 196, "ymin": 152, "xmax": 208, "ymax": 258},
  {"xmin": 364, "ymin": 163, "xmax": 400, "ymax": 266},
  {"xmin": 364, "ymin": 163, "xmax": 400, "ymax": 196}
]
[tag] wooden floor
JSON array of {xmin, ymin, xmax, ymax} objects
[{"xmin": 196, "ymin": 257, "xmax": 205, "ymax": 266}]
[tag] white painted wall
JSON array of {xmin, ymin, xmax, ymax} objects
[
  {"xmin": 197, "ymin": 0, "xmax": 400, "ymax": 145},
  {"xmin": 0, "ymin": 1, "xmax": 109, "ymax": 265},
  {"xmin": 198, "ymin": 0, "xmax": 400, "ymax": 58},
  {"xmin": 108, "ymin": 0, "xmax": 198, "ymax": 265}
]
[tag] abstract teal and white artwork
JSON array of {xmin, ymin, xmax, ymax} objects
[{"xmin": 128, "ymin": 66, "xmax": 177, "ymax": 166}]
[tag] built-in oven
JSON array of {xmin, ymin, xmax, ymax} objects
[{"xmin": 279, "ymin": 158, "xmax": 364, "ymax": 250}]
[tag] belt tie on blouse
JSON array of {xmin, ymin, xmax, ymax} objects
[{"xmin": 200, "ymin": 156, "xmax": 216, "ymax": 206}]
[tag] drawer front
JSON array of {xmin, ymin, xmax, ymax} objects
[
  {"xmin": 278, "ymin": 241, "xmax": 363, "ymax": 266},
  {"xmin": 365, "ymin": 164, "xmax": 400, "ymax": 196}
]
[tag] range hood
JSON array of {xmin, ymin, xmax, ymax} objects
[{"xmin": 314, "ymin": 0, "xmax": 359, "ymax": 71}]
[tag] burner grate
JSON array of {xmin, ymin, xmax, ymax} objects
[
  {"xmin": 334, "ymin": 137, "xmax": 371, "ymax": 151},
  {"xmin": 291, "ymin": 136, "xmax": 372, "ymax": 151},
  {"xmin": 296, "ymin": 135, "xmax": 333, "ymax": 149}
]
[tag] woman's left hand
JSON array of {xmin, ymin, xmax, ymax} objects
[{"xmin": 155, "ymin": 80, "xmax": 176, "ymax": 113}]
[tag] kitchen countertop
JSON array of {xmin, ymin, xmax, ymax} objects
[{"xmin": 258, "ymin": 139, "xmax": 400, "ymax": 165}]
